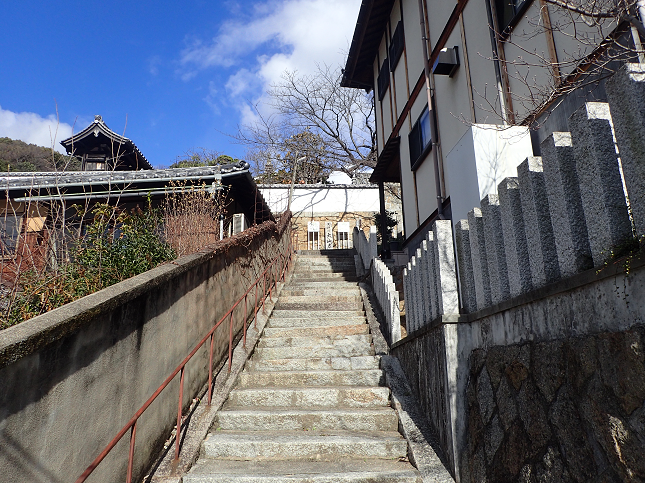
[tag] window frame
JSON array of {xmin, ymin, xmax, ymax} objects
[
  {"xmin": 0, "ymin": 213, "xmax": 24, "ymax": 257},
  {"xmin": 377, "ymin": 58, "xmax": 390, "ymax": 101},
  {"xmin": 495, "ymin": 0, "xmax": 531, "ymax": 36},
  {"xmin": 389, "ymin": 21, "xmax": 405, "ymax": 72},
  {"xmin": 409, "ymin": 106, "xmax": 433, "ymax": 171}
]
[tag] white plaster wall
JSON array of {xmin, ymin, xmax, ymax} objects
[
  {"xmin": 259, "ymin": 186, "xmax": 380, "ymax": 215},
  {"xmin": 398, "ymin": 118, "xmax": 420, "ymax": 234},
  {"xmin": 503, "ymin": 2, "xmax": 555, "ymax": 122},
  {"xmin": 402, "ymin": 0, "xmax": 424, "ymax": 94},
  {"xmin": 434, "ymin": 28, "xmax": 474, "ymax": 159},
  {"xmin": 374, "ymin": 59, "xmax": 384, "ymax": 154},
  {"xmin": 444, "ymin": 124, "xmax": 533, "ymax": 224},
  {"xmin": 427, "ymin": 0, "xmax": 458, "ymax": 48},
  {"xmin": 461, "ymin": 0, "xmax": 502, "ymax": 124}
]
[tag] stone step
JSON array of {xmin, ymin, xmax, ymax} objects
[
  {"xmin": 237, "ymin": 369, "xmax": 385, "ymax": 388},
  {"xmin": 258, "ymin": 334, "xmax": 371, "ymax": 348},
  {"xmin": 292, "ymin": 272, "xmax": 357, "ymax": 279},
  {"xmin": 262, "ymin": 324, "xmax": 369, "ymax": 338},
  {"xmin": 201, "ymin": 431, "xmax": 408, "ymax": 461},
  {"xmin": 245, "ymin": 355, "xmax": 380, "ymax": 372},
  {"xmin": 281, "ymin": 288, "xmax": 361, "ymax": 297},
  {"xmin": 278, "ymin": 295, "xmax": 363, "ymax": 304},
  {"xmin": 252, "ymin": 344, "xmax": 374, "ymax": 360},
  {"xmin": 291, "ymin": 277, "xmax": 359, "ymax": 283},
  {"xmin": 274, "ymin": 301, "xmax": 364, "ymax": 311},
  {"xmin": 266, "ymin": 318, "xmax": 366, "ymax": 329},
  {"xmin": 184, "ymin": 459, "xmax": 422, "ymax": 483},
  {"xmin": 286, "ymin": 281, "xmax": 359, "ymax": 289},
  {"xmin": 225, "ymin": 386, "xmax": 390, "ymax": 409},
  {"xmin": 269, "ymin": 310, "xmax": 364, "ymax": 319},
  {"xmin": 216, "ymin": 408, "xmax": 399, "ymax": 432}
]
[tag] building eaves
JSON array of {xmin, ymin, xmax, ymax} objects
[
  {"xmin": 0, "ymin": 162, "xmax": 251, "ymax": 193},
  {"xmin": 341, "ymin": 0, "xmax": 396, "ymax": 89}
]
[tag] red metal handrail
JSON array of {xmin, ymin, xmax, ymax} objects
[{"xmin": 76, "ymin": 236, "xmax": 293, "ymax": 483}]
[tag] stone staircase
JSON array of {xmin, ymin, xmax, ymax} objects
[{"xmin": 184, "ymin": 250, "xmax": 423, "ymax": 482}]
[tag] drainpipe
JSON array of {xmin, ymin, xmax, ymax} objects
[{"xmin": 417, "ymin": 0, "xmax": 444, "ymax": 219}]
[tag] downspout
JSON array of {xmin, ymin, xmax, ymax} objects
[
  {"xmin": 484, "ymin": 0, "xmax": 509, "ymax": 124},
  {"xmin": 417, "ymin": 0, "xmax": 444, "ymax": 219}
]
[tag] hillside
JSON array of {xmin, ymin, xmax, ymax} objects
[{"xmin": 0, "ymin": 137, "xmax": 81, "ymax": 172}]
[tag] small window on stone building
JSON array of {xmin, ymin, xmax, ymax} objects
[{"xmin": 495, "ymin": 0, "xmax": 528, "ymax": 32}]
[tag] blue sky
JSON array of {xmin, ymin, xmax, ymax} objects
[{"xmin": 0, "ymin": 0, "xmax": 361, "ymax": 168}]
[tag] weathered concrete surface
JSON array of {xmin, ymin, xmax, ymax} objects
[{"xmin": 0, "ymin": 215, "xmax": 292, "ymax": 483}]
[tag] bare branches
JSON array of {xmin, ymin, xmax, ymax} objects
[{"xmin": 234, "ymin": 64, "xmax": 376, "ymax": 180}]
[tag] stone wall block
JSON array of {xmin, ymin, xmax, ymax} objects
[
  {"xmin": 455, "ymin": 220, "xmax": 477, "ymax": 313},
  {"xmin": 419, "ymin": 243, "xmax": 432, "ymax": 326},
  {"xmin": 403, "ymin": 265, "xmax": 413, "ymax": 333},
  {"xmin": 605, "ymin": 63, "xmax": 645, "ymax": 238},
  {"xmin": 425, "ymin": 230, "xmax": 439, "ymax": 321},
  {"xmin": 481, "ymin": 194, "xmax": 511, "ymax": 304},
  {"xmin": 468, "ymin": 208, "xmax": 492, "ymax": 310},
  {"xmin": 540, "ymin": 132, "xmax": 593, "ymax": 276},
  {"xmin": 409, "ymin": 257, "xmax": 418, "ymax": 333},
  {"xmin": 433, "ymin": 219, "xmax": 460, "ymax": 314},
  {"xmin": 518, "ymin": 156, "xmax": 561, "ymax": 288},
  {"xmin": 498, "ymin": 177, "xmax": 532, "ymax": 297},
  {"xmin": 416, "ymin": 247, "xmax": 428, "ymax": 328},
  {"xmin": 568, "ymin": 101, "xmax": 633, "ymax": 265}
]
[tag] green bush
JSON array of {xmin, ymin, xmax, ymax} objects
[{"xmin": 3, "ymin": 203, "xmax": 175, "ymax": 328}]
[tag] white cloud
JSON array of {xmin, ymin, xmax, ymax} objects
[
  {"xmin": 180, "ymin": 0, "xmax": 362, "ymax": 117},
  {"xmin": 0, "ymin": 106, "xmax": 74, "ymax": 153}
]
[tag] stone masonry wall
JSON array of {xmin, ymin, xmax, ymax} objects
[{"xmin": 461, "ymin": 327, "xmax": 645, "ymax": 483}]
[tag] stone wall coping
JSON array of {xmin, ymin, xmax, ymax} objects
[
  {"xmin": 393, "ymin": 249, "xmax": 645, "ymax": 349},
  {"xmin": 0, "ymin": 217, "xmax": 288, "ymax": 369}
]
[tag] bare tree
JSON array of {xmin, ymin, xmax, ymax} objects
[
  {"xmin": 470, "ymin": 0, "xmax": 645, "ymax": 127},
  {"xmin": 235, "ymin": 63, "xmax": 377, "ymax": 179}
]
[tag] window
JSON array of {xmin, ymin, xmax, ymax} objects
[
  {"xmin": 389, "ymin": 21, "xmax": 404, "ymax": 72},
  {"xmin": 377, "ymin": 58, "xmax": 390, "ymax": 101},
  {"xmin": 409, "ymin": 107, "xmax": 432, "ymax": 170},
  {"xmin": 495, "ymin": 0, "xmax": 528, "ymax": 32},
  {"xmin": 0, "ymin": 214, "xmax": 23, "ymax": 256}
]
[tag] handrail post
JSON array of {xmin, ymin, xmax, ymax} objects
[
  {"xmin": 243, "ymin": 294, "xmax": 248, "ymax": 349},
  {"xmin": 126, "ymin": 422, "xmax": 136, "ymax": 483},
  {"xmin": 228, "ymin": 312, "xmax": 234, "ymax": 372},
  {"xmin": 174, "ymin": 368, "xmax": 185, "ymax": 461},
  {"xmin": 208, "ymin": 333, "xmax": 214, "ymax": 405},
  {"xmin": 254, "ymin": 283, "xmax": 259, "ymax": 329}
]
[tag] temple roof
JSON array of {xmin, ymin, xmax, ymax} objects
[{"xmin": 60, "ymin": 115, "xmax": 153, "ymax": 170}]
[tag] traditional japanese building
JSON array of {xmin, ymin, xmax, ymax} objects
[{"xmin": 60, "ymin": 115, "xmax": 153, "ymax": 171}]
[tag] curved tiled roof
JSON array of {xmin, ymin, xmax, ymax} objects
[{"xmin": 60, "ymin": 115, "xmax": 153, "ymax": 170}]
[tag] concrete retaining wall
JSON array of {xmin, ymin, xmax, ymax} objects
[
  {"xmin": 0, "ymin": 213, "xmax": 291, "ymax": 483},
  {"xmin": 392, "ymin": 252, "xmax": 645, "ymax": 481}
]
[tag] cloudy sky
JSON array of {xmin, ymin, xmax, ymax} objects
[{"xmin": 0, "ymin": 0, "xmax": 361, "ymax": 167}]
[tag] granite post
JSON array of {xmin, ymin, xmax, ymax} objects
[
  {"xmin": 454, "ymin": 220, "xmax": 477, "ymax": 313},
  {"xmin": 569, "ymin": 102, "xmax": 633, "ymax": 265},
  {"xmin": 540, "ymin": 132, "xmax": 593, "ymax": 276},
  {"xmin": 498, "ymin": 177, "xmax": 532, "ymax": 297},
  {"xmin": 518, "ymin": 156, "xmax": 561, "ymax": 287},
  {"xmin": 426, "ymin": 230, "xmax": 439, "ymax": 321},
  {"xmin": 434, "ymin": 220, "xmax": 459, "ymax": 314},
  {"xmin": 481, "ymin": 194, "xmax": 511, "ymax": 304},
  {"xmin": 605, "ymin": 63, "xmax": 645, "ymax": 238},
  {"xmin": 468, "ymin": 207, "xmax": 492, "ymax": 310}
]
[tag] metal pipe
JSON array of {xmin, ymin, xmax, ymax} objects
[{"xmin": 417, "ymin": 0, "xmax": 444, "ymax": 218}]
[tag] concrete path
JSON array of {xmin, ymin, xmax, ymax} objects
[{"xmin": 184, "ymin": 250, "xmax": 423, "ymax": 482}]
